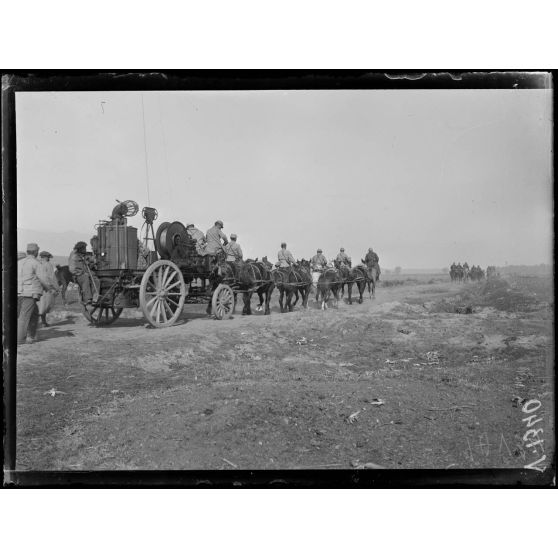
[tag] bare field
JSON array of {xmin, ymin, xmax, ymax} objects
[{"xmin": 16, "ymin": 273, "xmax": 555, "ymax": 471}]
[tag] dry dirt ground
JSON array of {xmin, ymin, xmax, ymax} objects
[{"xmin": 15, "ymin": 273, "xmax": 554, "ymax": 472}]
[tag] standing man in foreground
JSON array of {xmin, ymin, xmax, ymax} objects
[
  {"xmin": 37, "ymin": 251, "xmax": 59, "ymax": 327},
  {"xmin": 277, "ymin": 242, "xmax": 296, "ymax": 267},
  {"xmin": 18, "ymin": 243, "xmax": 51, "ymax": 344}
]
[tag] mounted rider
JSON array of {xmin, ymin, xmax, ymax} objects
[
  {"xmin": 335, "ymin": 247, "xmax": 352, "ymax": 268},
  {"xmin": 364, "ymin": 247, "xmax": 380, "ymax": 280},
  {"xmin": 310, "ymin": 248, "xmax": 328, "ymax": 289},
  {"xmin": 277, "ymin": 242, "xmax": 296, "ymax": 268}
]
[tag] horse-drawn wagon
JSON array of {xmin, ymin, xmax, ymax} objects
[{"xmin": 79, "ymin": 200, "xmax": 248, "ymax": 327}]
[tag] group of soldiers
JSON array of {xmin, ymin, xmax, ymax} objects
[
  {"xmin": 185, "ymin": 220, "xmax": 243, "ymax": 262},
  {"xmin": 188, "ymin": 221, "xmax": 381, "ymax": 283},
  {"xmin": 17, "ymin": 239, "xmax": 104, "ymax": 344},
  {"xmin": 17, "ymin": 243, "xmax": 60, "ymax": 344},
  {"xmin": 449, "ymin": 262, "xmax": 485, "ymax": 282},
  {"xmin": 282, "ymin": 246, "xmax": 380, "ymax": 287}
]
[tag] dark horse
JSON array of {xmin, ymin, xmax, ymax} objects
[
  {"xmin": 244, "ymin": 257, "xmax": 275, "ymax": 315},
  {"xmin": 293, "ymin": 259, "xmax": 313, "ymax": 309},
  {"xmin": 336, "ymin": 262, "xmax": 369, "ymax": 304},
  {"xmin": 270, "ymin": 261, "xmax": 312, "ymax": 313},
  {"xmin": 54, "ymin": 265, "xmax": 75, "ymax": 305},
  {"xmin": 359, "ymin": 259, "xmax": 377, "ymax": 298},
  {"xmin": 316, "ymin": 267, "xmax": 342, "ymax": 310}
]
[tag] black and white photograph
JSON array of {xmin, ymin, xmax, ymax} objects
[{"xmin": 3, "ymin": 72, "xmax": 554, "ymax": 485}]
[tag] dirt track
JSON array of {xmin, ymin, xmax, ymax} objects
[{"xmin": 16, "ymin": 273, "xmax": 554, "ymax": 471}]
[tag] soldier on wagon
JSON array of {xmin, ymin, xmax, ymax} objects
[
  {"xmin": 205, "ymin": 220, "xmax": 229, "ymax": 255},
  {"xmin": 68, "ymin": 241, "xmax": 100, "ymax": 304},
  {"xmin": 224, "ymin": 233, "xmax": 243, "ymax": 262}
]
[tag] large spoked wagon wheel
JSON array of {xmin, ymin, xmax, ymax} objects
[
  {"xmin": 212, "ymin": 284, "xmax": 236, "ymax": 320},
  {"xmin": 82, "ymin": 303, "xmax": 123, "ymax": 326},
  {"xmin": 140, "ymin": 260, "xmax": 186, "ymax": 327}
]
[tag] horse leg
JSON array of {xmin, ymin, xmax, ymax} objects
[
  {"xmin": 334, "ymin": 287, "xmax": 340, "ymax": 308},
  {"xmin": 242, "ymin": 292, "xmax": 252, "ymax": 315},
  {"xmin": 287, "ymin": 289, "xmax": 296, "ymax": 312},
  {"xmin": 61, "ymin": 282, "xmax": 68, "ymax": 306},
  {"xmin": 255, "ymin": 287, "xmax": 264, "ymax": 312},
  {"xmin": 264, "ymin": 284, "xmax": 273, "ymax": 315},
  {"xmin": 358, "ymin": 281, "xmax": 364, "ymax": 303},
  {"xmin": 347, "ymin": 282, "xmax": 353, "ymax": 304},
  {"xmin": 323, "ymin": 288, "xmax": 331, "ymax": 310},
  {"xmin": 279, "ymin": 288, "xmax": 285, "ymax": 313},
  {"xmin": 292, "ymin": 288, "xmax": 299, "ymax": 309}
]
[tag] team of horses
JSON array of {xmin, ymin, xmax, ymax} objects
[{"xmin": 207, "ymin": 254, "xmax": 379, "ymax": 315}]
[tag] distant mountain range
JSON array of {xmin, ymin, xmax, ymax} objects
[{"xmin": 17, "ymin": 228, "xmax": 93, "ymax": 261}]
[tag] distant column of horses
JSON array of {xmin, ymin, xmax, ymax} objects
[{"xmin": 449, "ymin": 264, "xmax": 486, "ymax": 283}]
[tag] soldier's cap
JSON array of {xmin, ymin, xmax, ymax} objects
[
  {"xmin": 317, "ymin": 249, "xmax": 322, "ymax": 253},
  {"xmin": 27, "ymin": 243, "xmax": 39, "ymax": 251},
  {"xmin": 215, "ymin": 220, "xmax": 224, "ymax": 227},
  {"xmin": 340, "ymin": 248, "xmax": 345, "ymax": 251},
  {"xmin": 39, "ymin": 251, "xmax": 53, "ymax": 258},
  {"xmin": 186, "ymin": 223, "xmax": 194, "ymax": 228},
  {"xmin": 74, "ymin": 241, "xmax": 87, "ymax": 250},
  {"xmin": 230, "ymin": 233, "xmax": 237, "ymax": 240}
]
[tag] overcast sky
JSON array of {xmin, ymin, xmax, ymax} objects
[{"xmin": 16, "ymin": 89, "xmax": 553, "ymax": 268}]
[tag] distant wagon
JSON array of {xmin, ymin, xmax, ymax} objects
[{"xmin": 80, "ymin": 200, "xmax": 242, "ymax": 327}]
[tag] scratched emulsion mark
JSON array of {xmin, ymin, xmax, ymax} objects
[
  {"xmin": 464, "ymin": 431, "xmax": 515, "ymax": 465},
  {"xmin": 521, "ymin": 399, "xmax": 547, "ymax": 472}
]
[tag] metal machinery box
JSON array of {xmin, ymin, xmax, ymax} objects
[{"xmin": 96, "ymin": 224, "xmax": 138, "ymax": 270}]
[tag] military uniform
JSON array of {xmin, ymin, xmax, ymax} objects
[
  {"xmin": 277, "ymin": 248, "xmax": 295, "ymax": 267},
  {"xmin": 37, "ymin": 255, "xmax": 59, "ymax": 322},
  {"xmin": 205, "ymin": 225, "xmax": 228, "ymax": 255},
  {"xmin": 224, "ymin": 240, "xmax": 243, "ymax": 262},
  {"xmin": 69, "ymin": 249, "xmax": 99, "ymax": 302},
  {"xmin": 335, "ymin": 251, "xmax": 351, "ymax": 266},
  {"xmin": 310, "ymin": 252, "xmax": 327, "ymax": 288},
  {"xmin": 364, "ymin": 250, "xmax": 379, "ymax": 267},
  {"xmin": 18, "ymin": 251, "xmax": 49, "ymax": 344},
  {"xmin": 310, "ymin": 253, "xmax": 328, "ymax": 271}
]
